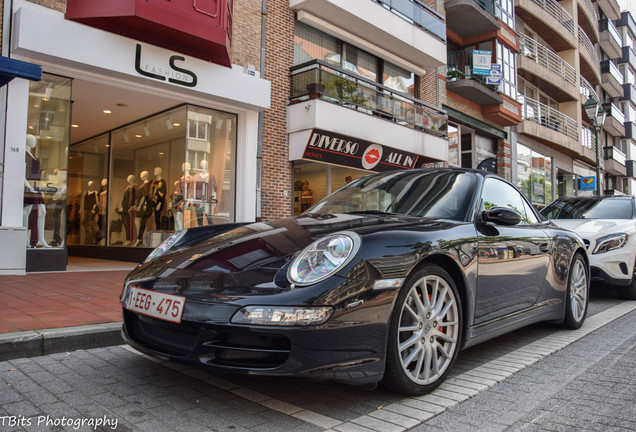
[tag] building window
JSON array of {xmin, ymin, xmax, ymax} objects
[
  {"xmin": 499, "ymin": 0, "xmax": 515, "ymax": 28},
  {"xmin": 293, "ymin": 20, "xmax": 415, "ymax": 97},
  {"xmin": 497, "ymin": 41, "xmax": 517, "ymax": 99},
  {"xmin": 68, "ymin": 105, "xmax": 237, "ymax": 248}
]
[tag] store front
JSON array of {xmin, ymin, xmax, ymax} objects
[
  {"xmin": 1, "ymin": 1, "xmax": 270, "ymax": 273},
  {"xmin": 290, "ymin": 129, "xmax": 422, "ymax": 215}
]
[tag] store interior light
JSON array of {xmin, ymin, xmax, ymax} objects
[
  {"xmin": 103, "ymin": 109, "xmax": 112, "ymax": 114},
  {"xmin": 173, "ymin": 122, "xmax": 181, "ymax": 127},
  {"xmin": 135, "ymin": 134, "xmax": 142, "ymax": 138},
  {"xmin": 71, "ymin": 124, "xmax": 79, "ymax": 128},
  {"xmin": 165, "ymin": 118, "xmax": 173, "ymax": 130},
  {"xmin": 123, "ymin": 130, "xmax": 129, "ymax": 143},
  {"xmin": 143, "ymin": 122, "xmax": 150, "ymax": 136}
]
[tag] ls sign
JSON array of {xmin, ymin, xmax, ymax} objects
[
  {"xmin": 134, "ymin": 44, "xmax": 197, "ymax": 87},
  {"xmin": 303, "ymin": 129, "xmax": 420, "ymax": 172}
]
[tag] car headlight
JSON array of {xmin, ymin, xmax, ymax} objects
[
  {"xmin": 144, "ymin": 230, "xmax": 187, "ymax": 263},
  {"xmin": 592, "ymin": 233, "xmax": 628, "ymax": 254},
  {"xmin": 231, "ymin": 306, "xmax": 333, "ymax": 326},
  {"xmin": 287, "ymin": 232, "xmax": 361, "ymax": 286}
]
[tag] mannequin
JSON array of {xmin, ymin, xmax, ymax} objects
[
  {"xmin": 50, "ymin": 168, "xmax": 67, "ymax": 247},
  {"xmin": 150, "ymin": 167, "xmax": 167, "ymax": 230},
  {"xmin": 23, "ymin": 134, "xmax": 49, "ymax": 247},
  {"xmin": 82, "ymin": 180, "xmax": 99, "ymax": 243},
  {"xmin": 96, "ymin": 178, "xmax": 107, "ymax": 244},
  {"xmin": 171, "ymin": 162, "xmax": 191, "ymax": 231},
  {"xmin": 122, "ymin": 175, "xmax": 137, "ymax": 245},
  {"xmin": 192, "ymin": 159, "xmax": 218, "ymax": 225},
  {"xmin": 134, "ymin": 170, "xmax": 152, "ymax": 246}
]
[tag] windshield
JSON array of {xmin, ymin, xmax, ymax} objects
[
  {"xmin": 307, "ymin": 170, "xmax": 477, "ymax": 221},
  {"xmin": 541, "ymin": 198, "xmax": 634, "ymax": 219}
]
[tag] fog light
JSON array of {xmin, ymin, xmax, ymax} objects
[{"xmin": 231, "ymin": 306, "xmax": 333, "ymax": 326}]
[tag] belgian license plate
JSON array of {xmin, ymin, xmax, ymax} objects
[{"xmin": 125, "ymin": 287, "xmax": 185, "ymax": 323}]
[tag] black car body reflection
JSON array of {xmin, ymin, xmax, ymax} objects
[{"xmin": 121, "ymin": 168, "xmax": 589, "ymax": 395}]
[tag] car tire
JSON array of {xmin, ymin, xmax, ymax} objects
[
  {"xmin": 617, "ymin": 268, "xmax": 636, "ymax": 300},
  {"xmin": 382, "ymin": 264, "xmax": 462, "ymax": 396},
  {"xmin": 561, "ymin": 253, "xmax": 588, "ymax": 329}
]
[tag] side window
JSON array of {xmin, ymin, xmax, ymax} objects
[
  {"xmin": 522, "ymin": 199, "xmax": 540, "ymax": 224},
  {"xmin": 481, "ymin": 178, "xmax": 529, "ymax": 222}
]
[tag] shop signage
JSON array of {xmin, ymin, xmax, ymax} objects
[
  {"xmin": 579, "ymin": 176, "xmax": 596, "ymax": 191},
  {"xmin": 486, "ymin": 64, "xmax": 501, "ymax": 85},
  {"xmin": 303, "ymin": 129, "xmax": 419, "ymax": 172},
  {"xmin": 134, "ymin": 44, "xmax": 197, "ymax": 88}
]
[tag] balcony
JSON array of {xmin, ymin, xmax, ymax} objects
[
  {"xmin": 580, "ymin": 75, "xmax": 600, "ymax": 106},
  {"xmin": 446, "ymin": 51, "xmax": 503, "ymax": 106},
  {"xmin": 517, "ymin": 95, "xmax": 586, "ymax": 157},
  {"xmin": 600, "ymin": 60, "xmax": 624, "ymax": 98},
  {"xmin": 518, "ymin": 34, "xmax": 578, "ymax": 101},
  {"xmin": 618, "ymin": 46, "xmax": 636, "ymax": 68},
  {"xmin": 579, "ymin": 26, "xmax": 601, "ymax": 86},
  {"xmin": 603, "ymin": 102, "xmax": 626, "ymax": 137},
  {"xmin": 289, "ymin": 0, "xmax": 446, "ymax": 72},
  {"xmin": 288, "ymin": 60, "xmax": 448, "ymax": 161},
  {"xmin": 599, "ymin": 18, "xmax": 622, "ymax": 59},
  {"xmin": 621, "ymin": 84, "xmax": 636, "ymax": 106},
  {"xmin": 616, "ymin": 11, "xmax": 636, "ymax": 41},
  {"xmin": 515, "ymin": 0, "xmax": 576, "ymax": 51},
  {"xmin": 577, "ymin": 0, "xmax": 598, "ymax": 39},
  {"xmin": 604, "ymin": 146, "xmax": 627, "ymax": 175},
  {"xmin": 445, "ymin": 0, "xmax": 500, "ymax": 40},
  {"xmin": 597, "ymin": 0, "xmax": 621, "ymax": 21}
]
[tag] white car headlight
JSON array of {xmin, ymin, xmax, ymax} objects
[
  {"xmin": 144, "ymin": 230, "xmax": 187, "ymax": 263},
  {"xmin": 592, "ymin": 233, "xmax": 628, "ymax": 254},
  {"xmin": 231, "ymin": 306, "xmax": 333, "ymax": 326},
  {"xmin": 287, "ymin": 232, "xmax": 361, "ymax": 286}
]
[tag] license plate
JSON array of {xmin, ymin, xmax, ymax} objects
[{"xmin": 125, "ymin": 287, "xmax": 185, "ymax": 323}]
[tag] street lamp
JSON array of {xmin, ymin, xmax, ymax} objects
[{"xmin": 583, "ymin": 95, "xmax": 607, "ymax": 196}]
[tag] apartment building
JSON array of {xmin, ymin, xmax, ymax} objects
[
  {"xmin": 262, "ymin": 0, "xmax": 448, "ymax": 219},
  {"xmin": 513, "ymin": 0, "xmax": 628, "ymax": 204},
  {"xmin": 617, "ymin": 10, "xmax": 636, "ymax": 194}
]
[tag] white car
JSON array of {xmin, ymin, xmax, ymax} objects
[{"xmin": 541, "ymin": 195, "xmax": 636, "ymax": 300}]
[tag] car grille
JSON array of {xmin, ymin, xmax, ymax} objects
[{"xmin": 125, "ymin": 310, "xmax": 291, "ymax": 369}]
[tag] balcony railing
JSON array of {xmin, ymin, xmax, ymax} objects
[
  {"xmin": 518, "ymin": 95, "xmax": 578, "ymax": 140},
  {"xmin": 579, "ymin": 26, "xmax": 600, "ymax": 69},
  {"xmin": 599, "ymin": 18, "xmax": 623, "ymax": 47},
  {"xmin": 605, "ymin": 102, "xmax": 626, "ymax": 123},
  {"xmin": 530, "ymin": 0, "xmax": 574, "ymax": 35},
  {"xmin": 580, "ymin": 75, "xmax": 599, "ymax": 102},
  {"xmin": 519, "ymin": 34, "xmax": 576, "ymax": 84},
  {"xmin": 446, "ymin": 51, "xmax": 499, "ymax": 87},
  {"xmin": 602, "ymin": 60, "xmax": 624, "ymax": 84},
  {"xmin": 581, "ymin": 126, "xmax": 594, "ymax": 149},
  {"xmin": 581, "ymin": 0, "xmax": 598, "ymax": 22},
  {"xmin": 290, "ymin": 60, "xmax": 447, "ymax": 136},
  {"xmin": 371, "ymin": 0, "xmax": 446, "ymax": 41}
]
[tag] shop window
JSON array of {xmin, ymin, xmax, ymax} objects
[
  {"xmin": 24, "ymin": 74, "xmax": 72, "ymax": 249},
  {"xmin": 516, "ymin": 144, "xmax": 552, "ymax": 207},
  {"xmin": 68, "ymin": 104, "xmax": 237, "ymax": 248},
  {"xmin": 292, "ymin": 162, "xmax": 366, "ymax": 216}
]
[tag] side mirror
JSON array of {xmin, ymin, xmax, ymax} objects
[{"xmin": 481, "ymin": 207, "xmax": 522, "ymax": 226}]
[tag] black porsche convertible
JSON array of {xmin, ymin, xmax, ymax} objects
[{"xmin": 120, "ymin": 168, "xmax": 589, "ymax": 395}]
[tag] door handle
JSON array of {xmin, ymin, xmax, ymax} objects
[{"xmin": 540, "ymin": 243, "xmax": 550, "ymax": 253}]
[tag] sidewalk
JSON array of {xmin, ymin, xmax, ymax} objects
[{"xmin": 0, "ymin": 257, "xmax": 137, "ymax": 360}]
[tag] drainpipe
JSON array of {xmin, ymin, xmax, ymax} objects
[{"xmin": 256, "ymin": 0, "xmax": 267, "ymax": 221}]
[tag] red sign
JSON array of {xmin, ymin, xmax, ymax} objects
[
  {"xmin": 303, "ymin": 129, "xmax": 420, "ymax": 172},
  {"xmin": 65, "ymin": 0, "xmax": 233, "ymax": 66}
]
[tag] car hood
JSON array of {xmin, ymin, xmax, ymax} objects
[
  {"xmin": 127, "ymin": 213, "xmax": 453, "ymax": 289},
  {"xmin": 548, "ymin": 218, "xmax": 635, "ymax": 239}
]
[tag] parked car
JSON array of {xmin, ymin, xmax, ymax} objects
[
  {"xmin": 541, "ymin": 195, "xmax": 636, "ymax": 300},
  {"xmin": 120, "ymin": 168, "xmax": 589, "ymax": 396}
]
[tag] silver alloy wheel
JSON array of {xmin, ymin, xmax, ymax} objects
[
  {"xmin": 397, "ymin": 274, "xmax": 459, "ymax": 385},
  {"xmin": 569, "ymin": 257, "xmax": 588, "ymax": 323}
]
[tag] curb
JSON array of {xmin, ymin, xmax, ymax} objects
[{"xmin": 0, "ymin": 322, "xmax": 124, "ymax": 361}]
